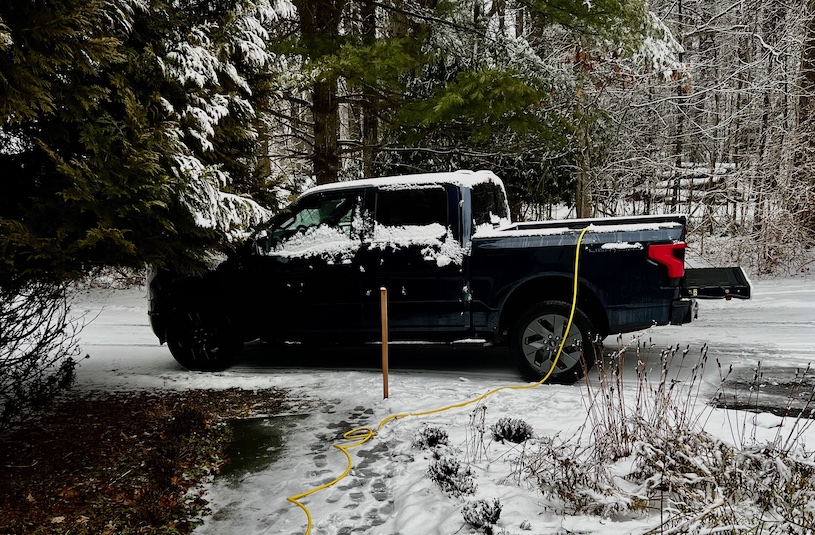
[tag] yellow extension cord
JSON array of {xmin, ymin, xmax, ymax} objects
[{"xmin": 286, "ymin": 226, "xmax": 591, "ymax": 534}]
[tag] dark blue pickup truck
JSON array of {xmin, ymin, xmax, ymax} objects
[{"xmin": 148, "ymin": 170, "xmax": 750, "ymax": 383}]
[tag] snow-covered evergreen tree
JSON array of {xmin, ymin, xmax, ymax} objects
[{"xmin": 0, "ymin": 0, "xmax": 290, "ymax": 285}]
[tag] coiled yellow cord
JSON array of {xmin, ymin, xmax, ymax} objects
[{"xmin": 286, "ymin": 226, "xmax": 591, "ymax": 534}]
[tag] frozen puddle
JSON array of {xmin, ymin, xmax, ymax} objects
[
  {"xmin": 201, "ymin": 413, "xmax": 313, "ymax": 530},
  {"xmin": 713, "ymin": 365, "xmax": 815, "ymax": 417},
  {"xmin": 219, "ymin": 415, "xmax": 309, "ymax": 486}
]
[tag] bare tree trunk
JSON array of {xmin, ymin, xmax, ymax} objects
[
  {"xmin": 361, "ymin": 0, "xmax": 378, "ymax": 178},
  {"xmin": 312, "ymin": 79, "xmax": 340, "ymax": 184},
  {"xmin": 573, "ymin": 38, "xmax": 593, "ymax": 219},
  {"xmin": 672, "ymin": 0, "xmax": 685, "ymax": 215},
  {"xmin": 794, "ymin": 0, "xmax": 815, "ymax": 228},
  {"xmin": 255, "ymin": 119, "xmax": 272, "ymax": 180},
  {"xmin": 574, "ymin": 90, "xmax": 593, "ymax": 218}
]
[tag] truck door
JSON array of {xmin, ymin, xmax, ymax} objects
[
  {"xmin": 245, "ymin": 191, "xmax": 366, "ymax": 337},
  {"xmin": 360, "ymin": 184, "xmax": 469, "ymax": 333}
]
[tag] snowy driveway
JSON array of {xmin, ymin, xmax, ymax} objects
[
  {"xmin": 70, "ymin": 276, "xmax": 815, "ymax": 534},
  {"xmin": 72, "ymin": 277, "xmax": 815, "ymax": 405}
]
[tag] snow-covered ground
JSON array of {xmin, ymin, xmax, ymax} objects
[{"xmin": 70, "ymin": 276, "xmax": 815, "ymax": 534}]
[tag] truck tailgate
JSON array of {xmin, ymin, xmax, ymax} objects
[{"xmin": 683, "ymin": 267, "xmax": 751, "ymax": 299}]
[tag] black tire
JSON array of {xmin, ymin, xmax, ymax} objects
[
  {"xmin": 166, "ymin": 308, "xmax": 243, "ymax": 371},
  {"xmin": 511, "ymin": 300, "xmax": 596, "ymax": 384}
]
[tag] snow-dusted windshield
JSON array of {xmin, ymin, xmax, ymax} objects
[
  {"xmin": 255, "ymin": 193, "xmax": 361, "ymax": 259},
  {"xmin": 275, "ymin": 195, "xmax": 356, "ymax": 238}
]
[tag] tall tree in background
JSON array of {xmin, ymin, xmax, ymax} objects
[
  {"xmin": 293, "ymin": 0, "xmax": 344, "ymax": 184},
  {"xmin": 263, "ymin": 0, "xmax": 425, "ymax": 186},
  {"xmin": 795, "ymin": 0, "xmax": 815, "ymax": 230}
]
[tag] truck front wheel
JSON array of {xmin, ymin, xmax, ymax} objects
[
  {"xmin": 166, "ymin": 308, "xmax": 243, "ymax": 371},
  {"xmin": 511, "ymin": 301, "xmax": 596, "ymax": 384}
]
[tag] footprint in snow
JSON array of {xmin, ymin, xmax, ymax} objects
[{"xmin": 313, "ymin": 405, "xmax": 398, "ymax": 533}]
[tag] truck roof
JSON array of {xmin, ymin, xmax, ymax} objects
[{"xmin": 301, "ymin": 170, "xmax": 505, "ymax": 197}]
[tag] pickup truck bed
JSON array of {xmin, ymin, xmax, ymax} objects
[{"xmin": 469, "ymin": 215, "xmax": 691, "ymax": 337}]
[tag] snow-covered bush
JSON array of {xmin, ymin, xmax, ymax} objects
[
  {"xmin": 413, "ymin": 426, "xmax": 450, "ymax": 451},
  {"xmin": 0, "ymin": 282, "xmax": 80, "ymax": 432},
  {"xmin": 491, "ymin": 417, "xmax": 533, "ymax": 444},
  {"xmin": 428, "ymin": 455, "xmax": 477, "ymax": 498},
  {"xmin": 462, "ymin": 498, "xmax": 502, "ymax": 534}
]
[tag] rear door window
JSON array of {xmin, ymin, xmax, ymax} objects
[{"xmin": 374, "ymin": 187, "xmax": 448, "ymax": 228}]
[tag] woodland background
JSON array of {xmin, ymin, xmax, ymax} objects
[{"xmin": 2, "ymin": 0, "xmax": 815, "ymax": 284}]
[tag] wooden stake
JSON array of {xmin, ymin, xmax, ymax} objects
[{"xmin": 380, "ymin": 287, "xmax": 389, "ymax": 399}]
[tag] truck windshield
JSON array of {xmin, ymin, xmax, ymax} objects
[
  {"xmin": 251, "ymin": 193, "xmax": 359, "ymax": 255},
  {"xmin": 275, "ymin": 195, "xmax": 356, "ymax": 238}
]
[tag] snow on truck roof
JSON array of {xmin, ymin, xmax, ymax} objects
[{"xmin": 301, "ymin": 170, "xmax": 504, "ymax": 197}]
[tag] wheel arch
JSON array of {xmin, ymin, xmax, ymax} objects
[
  {"xmin": 497, "ymin": 275, "xmax": 609, "ymax": 341},
  {"xmin": 156, "ymin": 273, "xmax": 237, "ymax": 342}
]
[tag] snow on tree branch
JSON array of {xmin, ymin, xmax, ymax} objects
[
  {"xmin": 175, "ymin": 155, "xmax": 270, "ymax": 241},
  {"xmin": 634, "ymin": 12, "xmax": 684, "ymax": 80}
]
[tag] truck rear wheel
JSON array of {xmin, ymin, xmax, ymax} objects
[
  {"xmin": 166, "ymin": 308, "xmax": 243, "ymax": 371},
  {"xmin": 511, "ymin": 300, "xmax": 596, "ymax": 384}
]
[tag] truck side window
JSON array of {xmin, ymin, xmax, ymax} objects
[
  {"xmin": 375, "ymin": 187, "xmax": 448, "ymax": 227},
  {"xmin": 471, "ymin": 182, "xmax": 509, "ymax": 226}
]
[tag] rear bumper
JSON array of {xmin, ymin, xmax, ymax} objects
[{"xmin": 671, "ymin": 298, "xmax": 698, "ymax": 325}]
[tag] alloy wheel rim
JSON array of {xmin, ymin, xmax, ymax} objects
[{"xmin": 521, "ymin": 313, "xmax": 583, "ymax": 374}]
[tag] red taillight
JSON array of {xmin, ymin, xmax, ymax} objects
[{"xmin": 648, "ymin": 242, "xmax": 686, "ymax": 278}]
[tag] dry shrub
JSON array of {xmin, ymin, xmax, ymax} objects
[
  {"xmin": 0, "ymin": 281, "xmax": 80, "ymax": 433},
  {"xmin": 514, "ymin": 339, "xmax": 815, "ymax": 533}
]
